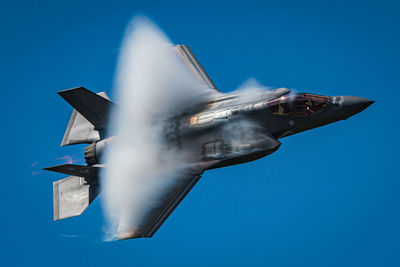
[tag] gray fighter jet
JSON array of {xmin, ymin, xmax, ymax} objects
[{"xmin": 44, "ymin": 45, "xmax": 373, "ymax": 240}]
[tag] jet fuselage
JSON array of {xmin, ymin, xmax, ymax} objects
[{"xmin": 171, "ymin": 88, "xmax": 373, "ymax": 170}]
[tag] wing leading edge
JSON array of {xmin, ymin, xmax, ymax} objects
[{"xmin": 173, "ymin": 45, "xmax": 218, "ymax": 91}]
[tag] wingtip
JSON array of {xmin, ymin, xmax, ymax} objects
[
  {"xmin": 118, "ymin": 231, "xmax": 142, "ymax": 241},
  {"xmin": 117, "ymin": 226, "xmax": 152, "ymax": 240},
  {"xmin": 42, "ymin": 164, "xmax": 63, "ymax": 172},
  {"xmin": 57, "ymin": 86, "xmax": 87, "ymax": 95}
]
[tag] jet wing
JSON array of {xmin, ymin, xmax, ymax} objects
[
  {"xmin": 118, "ymin": 170, "xmax": 204, "ymax": 240},
  {"xmin": 173, "ymin": 45, "xmax": 218, "ymax": 91}
]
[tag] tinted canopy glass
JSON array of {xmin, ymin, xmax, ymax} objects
[{"xmin": 267, "ymin": 93, "xmax": 330, "ymax": 116}]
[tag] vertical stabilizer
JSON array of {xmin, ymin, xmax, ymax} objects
[
  {"xmin": 53, "ymin": 176, "xmax": 100, "ymax": 220},
  {"xmin": 59, "ymin": 88, "xmax": 112, "ymax": 146},
  {"xmin": 61, "ymin": 109, "xmax": 100, "ymax": 146}
]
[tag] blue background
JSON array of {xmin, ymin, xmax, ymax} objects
[{"xmin": 1, "ymin": 0, "xmax": 398, "ymax": 266}]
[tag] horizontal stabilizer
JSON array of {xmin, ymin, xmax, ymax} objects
[
  {"xmin": 44, "ymin": 164, "xmax": 100, "ymax": 180},
  {"xmin": 53, "ymin": 176, "xmax": 100, "ymax": 220},
  {"xmin": 58, "ymin": 87, "xmax": 114, "ymax": 131}
]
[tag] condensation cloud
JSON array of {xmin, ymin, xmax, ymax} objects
[
  {"xmin": 101, "ymin": 15, "xmax": 276, "ymax": 240},
  {"xmin": 101, "ymin": 17, "xmax": 214, "ymax": 240}
]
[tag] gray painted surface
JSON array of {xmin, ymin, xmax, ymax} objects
[
  {"xmin": 53, "ymin": 176, "xmax": 99, "ymax": 221},
  {"xmin": 173, "ymin": 45, "xmax": 217, "ymax": 90},
  {"xmin": 60, "ymin": 91, "xmax": 110, "ymax": 146}
]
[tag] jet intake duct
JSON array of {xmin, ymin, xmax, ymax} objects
[{"xmin": 84, "ymin": 137, "xmax": 113, "ymax": 165}]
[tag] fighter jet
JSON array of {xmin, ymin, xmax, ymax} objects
[{"xmin": 44, "ymin": 45, "xmax": 373, "ymax": 240}]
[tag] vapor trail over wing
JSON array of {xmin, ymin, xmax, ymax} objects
[{"xmin": 102, "ymin": 17, "xmax": 216, "ymax": 240}]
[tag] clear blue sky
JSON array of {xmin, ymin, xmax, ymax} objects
[{"xmin": 1, "ymin": 0, "xmax": 399, "ymax": 266}]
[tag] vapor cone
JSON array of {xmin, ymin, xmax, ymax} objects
[{"xmin": 102, "ymin": 17, "xmax": 214, "ymax": 240}]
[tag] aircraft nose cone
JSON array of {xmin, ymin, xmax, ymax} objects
[{"xmin": 341, "ymin": 96, "xmax": 374, "ymax": 117}]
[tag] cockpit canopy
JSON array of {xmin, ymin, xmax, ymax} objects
[{"xmin": 267, "ymin": 93, "xmax": 330, "ymax": 116}]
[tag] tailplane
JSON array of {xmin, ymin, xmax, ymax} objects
[{"xmin": 45, "ymin": 164, "xmax": 101, "ymax": 220}]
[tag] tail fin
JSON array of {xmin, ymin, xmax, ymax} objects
[
  {"xmin": 58, "ymin": 87, "xmax": 114, "ymax": 146},
  {"xmin": 45, "ymin": 164, "xmax": 101, "ymax": 220},
  {"xmin": 53, "ymin": 176, "xmax": 100, "ymax": 220},
  {"xmin": 60, "ymin": 109, "xmax": 100, "ymax": 146}
]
